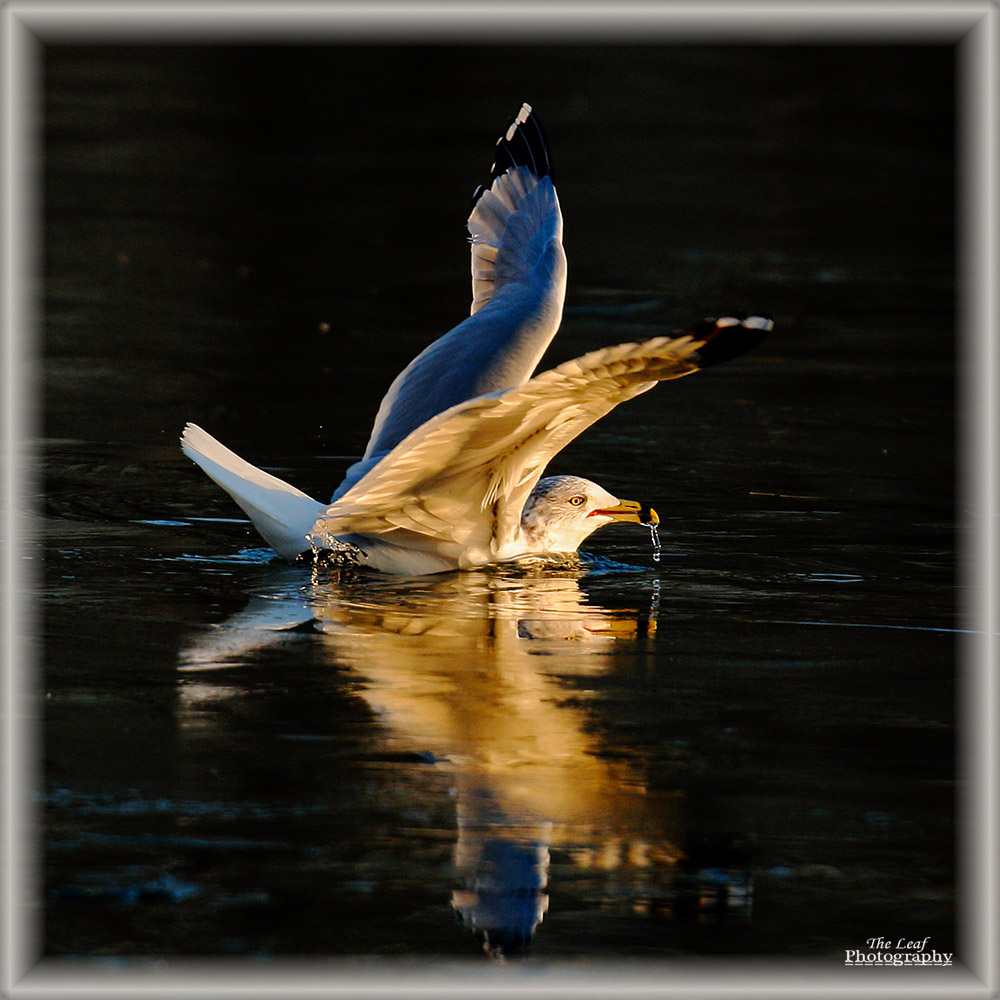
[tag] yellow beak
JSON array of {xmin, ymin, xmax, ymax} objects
[{"xmin": 590, "ymin": 499, "xmax": 659, "ymax": 526}]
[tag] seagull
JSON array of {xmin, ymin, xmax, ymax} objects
[{"xmin": 181, "ymin": 104, "xmax": 771, "ymax": 575}]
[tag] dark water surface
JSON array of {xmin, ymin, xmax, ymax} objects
[{"xmin": 37, "ymin": 44, "xmax": 957, "ymax": 968}]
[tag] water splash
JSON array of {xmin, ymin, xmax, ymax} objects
[
  {"xmin": 308, "ymin": 527, "xmax": 336, "ymax": 558},
  {"xmin": 308, "ymin": 528, "xmax": 362, "ymax": 560},
  {"xmin": 307, "ymin": 530, "xmax": 368, "ymax": 579}
]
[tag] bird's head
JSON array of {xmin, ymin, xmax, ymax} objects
[{"xmin": 519, "ymin": 475, "xmax": 658, "ymax": 554}]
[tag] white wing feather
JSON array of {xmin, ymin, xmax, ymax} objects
[
  {"xmin": 467, "ymin": 165, "xmax": 562, "ymax": 317},
  {"xmin": 312, "ymin": 335, "xmax": 705, "ymax": 567}
]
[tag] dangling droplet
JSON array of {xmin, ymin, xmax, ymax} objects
[{"xmin": 649, "ymin": 521, "xmax": 661, "ymax": 562}]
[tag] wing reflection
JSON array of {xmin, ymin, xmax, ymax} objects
[{"xmin": 178, "ymin": 566, "xmax": 747, "ymax": 955}]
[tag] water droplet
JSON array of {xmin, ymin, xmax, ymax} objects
[
  {"xmin": 649, "ymin": 577, "xmax": 661, "ymax": 614},
  {"xmin": 648, "ymin": 522, "xmax": 661, "ymax": 562}
]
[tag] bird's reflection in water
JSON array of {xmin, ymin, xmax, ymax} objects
[{"xmin": 178, "ymin": 561, "xmax": 749, "ymax": 956}]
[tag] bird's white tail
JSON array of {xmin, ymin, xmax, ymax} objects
[{"xmin": 180, "ymin": 423, "xmax": 326, "ymax": 559}]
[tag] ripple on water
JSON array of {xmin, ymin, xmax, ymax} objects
[
  {"xmin": 155, "ymin": 548, "xmax": 282, "ymax": 566},
  {"xmin": 793, "ymin": 572, "xmax": 866, "ymax": 584}
]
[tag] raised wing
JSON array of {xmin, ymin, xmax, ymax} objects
[
  {"xmin": 312, "ymin": 317, "xmax": 771, "ymax": 568},
  {"xmin": 467, "ymin": 102, "xmax": 559, "ymax": 316},
  {"xmin": 334, "ymin": 105, "xmax": 566, "ymax": 501}
]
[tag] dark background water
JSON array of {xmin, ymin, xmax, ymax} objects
[{"xmin": 36, "ymin": 42, "xmax": 957, "ymax": 970}]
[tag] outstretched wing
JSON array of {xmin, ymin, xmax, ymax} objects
[
  {"xmin": 313, "ymin": 317, "xmax": 771, "ymax": 568},
  {"xmin": 466, "ymin": 102, "xmax": 559, "ymax": 316},
  {"xmin": 334, "ymin": 104, "xmax": 566, "ymax": 501}
]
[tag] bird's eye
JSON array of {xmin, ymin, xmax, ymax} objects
[{"xmin": 568, "ymin": 495, "xmax": 586, "ymax": 507}]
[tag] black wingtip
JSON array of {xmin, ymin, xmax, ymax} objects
[
  {"xmin": 472, "ymin": 103, "xmax": 553, "ymax": 206},
  {"xmin": 688, "ymin": 314, "xmax": 773, "ymax": 368}
]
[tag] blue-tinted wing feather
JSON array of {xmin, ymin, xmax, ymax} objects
[{"xmin": 333, "ymin": 105, "xmax": 565, "ymax": 500}]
